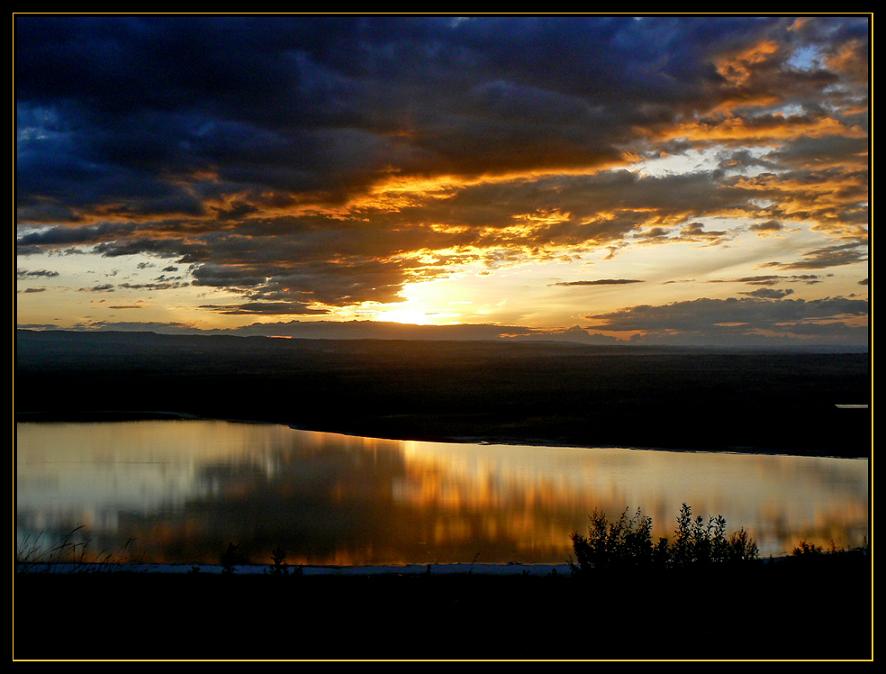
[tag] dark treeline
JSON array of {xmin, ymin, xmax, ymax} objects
[{"xmin": 16, "ymin": 330, "xmax": 870, "ymax": 456}]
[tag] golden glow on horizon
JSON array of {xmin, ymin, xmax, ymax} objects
[
  {"xmin": 15, "ymin": 215, "xmax": 869, "ymax": 336},
  {"xmin": 373, "ymin": 305, "xmax": 435, "ymax": 325}
]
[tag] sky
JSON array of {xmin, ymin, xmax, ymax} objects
[{"xmin": 15, "ymin": 16, "xmax": 869, "ymax": 347}]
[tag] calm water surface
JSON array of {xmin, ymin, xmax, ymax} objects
[{"xmin": 16, "ymin": 421, "xmax": 868, "ymax": 564}]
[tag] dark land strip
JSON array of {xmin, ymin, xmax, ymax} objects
[
  {"xmin": 14, "ymin": 552, "xmax": 871, "ymax": 660},
  {"xmin": 15, "ymin": 330, "xmax": 871, "ymax": 458}
]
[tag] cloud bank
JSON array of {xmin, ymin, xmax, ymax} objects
[{"xmin": 15, "ymin": 16, "xmax": 868, "ymax": 345}]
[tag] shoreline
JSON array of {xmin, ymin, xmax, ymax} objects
[
  {"xmin": 15, "ymin": 553, "xmax": 833, "ymax": 576},
  {"xmin": 15, "ymin": 409, "xmax": 869, "ymax": 460},
  {"xmin": 16, "ymin": 562, "xmax": 574, "ymax": 576}
]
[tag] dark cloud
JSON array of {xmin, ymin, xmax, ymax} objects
[
  {"xmin": 198, "ymin": 302, "xmax": 329, "ymax": 316},
  {"xmin": 552, "ymin": 279, "xmax": 643, "ymax": 286},
  {"xmin": 92, "ymin": 238, "xmax": 204, "ymax": 260},
  {"xmin": 765, "ymin": 135, "xmax": 868, "ymax": 170},
  {"xmin": 635, "ymin": 227, "xmax": 671, "ymax": 241},
  {"xmin": 678, "ymin": 221, "xmax": 730, "ymax": 244},
  {"xmin": 15, "ymin": 244, "xmax": 44, "ymax": 256},
  {"xmin": 589, "ymin": 296, "xmax": 867, "ymax": 332},
  {"xmin": 17, "ymin": 222, "xmax": 138, "ymax": 246},
  {"xmin": 629, "ymin": 218, "xmax": 733, "ymax": 246},
  {"xmin": 859, "ymin": 278, "xmax": 868, "ymax": 285},
  {"xmin": 708, "ymin": 274, "xmax": 822, "ymax": 286},
  {"xmin": 18, "ymin": 287, "xmax": 47, "ymax": 293},
  {"xmin": 117, "ymin": 281, "xmax": 189, "ymax": 291},
  {"xmin": 718, "ymin": 149, "xmax": 774, "ymax": 171},
  {"xmin": 17, "ymin": 323, "xmax": 61, "ymax": 329},
  {"xmin": 107, "ymin": 305, "xmax": 142, "ymax": 309},
  {"xmin": 16, "ymin": 269, "xmax": 59, "ymax": 278},
  {"xmin": 740, "ymin": 288, "xmax": 794, "ymax": 299},
  {"xmin": 14, "ymin": 163, "xmax": 858, "ymax": 308},
  {"xmin": 18, "ymin": 17, "xmax": 722, "ymax": 214},
  {"xmin": 15, "ymin": 16, "xmax": 869, "ymax": 312},
  {"xmin": 709, "ymin": 275, "xmax": 780, "ymax": 286},
  {"xmin": 765, "ymin": 242, "xmax": 867, "ymax": 270},
  {"xmin": 49, "ymin": 247, "xmax": 88, "ymax": 256},
  {"xmin": 78, "ymin": 283, "xmax": 115, "ymax": 292},
  {"xmin": 749, "ymin": 219, "xmax": 783, "ymax": 233}
]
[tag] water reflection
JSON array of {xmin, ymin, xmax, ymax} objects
[{"xmin": 16, "ymin": 421, "xmax": 868, "ymax": 564}]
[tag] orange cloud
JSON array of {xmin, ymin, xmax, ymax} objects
[
  {"xmin": 715, "ymin": 40, "xmax": 780, "ymax": 86},
  {"xmin": 658, "ymin": 113, "xmax": 863, "ymax": 145},
  {"xmin": 826, "ymin": 38, "xmax": 867, "ymax": 80}
]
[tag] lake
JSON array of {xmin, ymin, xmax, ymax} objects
[{"xmin": 16, "ymin": 420, "xmax": 869, "ymax": 565}]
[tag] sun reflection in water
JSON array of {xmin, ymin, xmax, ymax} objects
[{"xmin": 16, "ymin": 421, "xmax": 868, "ymax": 564}]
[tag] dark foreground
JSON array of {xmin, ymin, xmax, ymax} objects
[
  {"xmin": 15, "ymin": 553, "xmax": 871, "ymax": 660},
  {"xmin": 16, "ymin": 330, "xmax": 870, "ymax": 457}
]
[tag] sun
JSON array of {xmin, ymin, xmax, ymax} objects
[
  {"xmin": 364, "ymin": 279, "xmax": 469, "ymax": 325},
  {"xmin": 374, "ymin": 304, "xmax": 432, "ymax": 325}
]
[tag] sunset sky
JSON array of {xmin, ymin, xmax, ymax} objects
[{"xmin": 15, "ymin": 16, "xmax": 869, "ymax": 346}]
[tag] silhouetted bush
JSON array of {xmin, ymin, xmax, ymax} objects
[
  {"xmin": 220, "ymin": 543, "xmax": 244, "ymax": 574},
  {"xmin": 792, "ymin": 541, "xmax": 824, "ymax": 556},
  {"xmin": 270, "ymin": 546, "xmax": 288, "ymax": 575},
  {"xmin": 570, "ymin": 508, "xmax": 655, "ymax": 570},
  {"xmin": 571, "ymin": 503, "xmax": 758, "ymax": 573}
]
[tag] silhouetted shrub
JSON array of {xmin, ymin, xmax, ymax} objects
[
  {"xmin": 270, "ymin": 546, "xmax": 288, "ymax": 575},
  {"xmin": 792, "ymin": 541, "xmax": 825, "ymax": 557},
  {"xmin": 220, "ymin": 542, "xmax": 243, "ymax": 574},
  {"xmin": 726, "ymin": 528, "xmax": 759, "ymax": 563},
  {"xmin": 571, "ymin": 503, "xmax": 759, "ymax": 573},
  {"xmin": 571, "ymin": 508, "xmax": 654, "ymax": 570}
]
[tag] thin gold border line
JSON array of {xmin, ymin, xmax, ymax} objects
[
  {"xmin": 7, "ymin": 11, "xmax": 879, "ymax": 15},
  {"xmin": 11, "ymin": 10, "xmax": 15, "ymax": 663},
  {"xmin": 8, "ymin": 658, "xmax": 879, "ymax": 663},
  {"xmin": 869, "ymin": 9, "xmax": 875, "ymax": 664}
]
